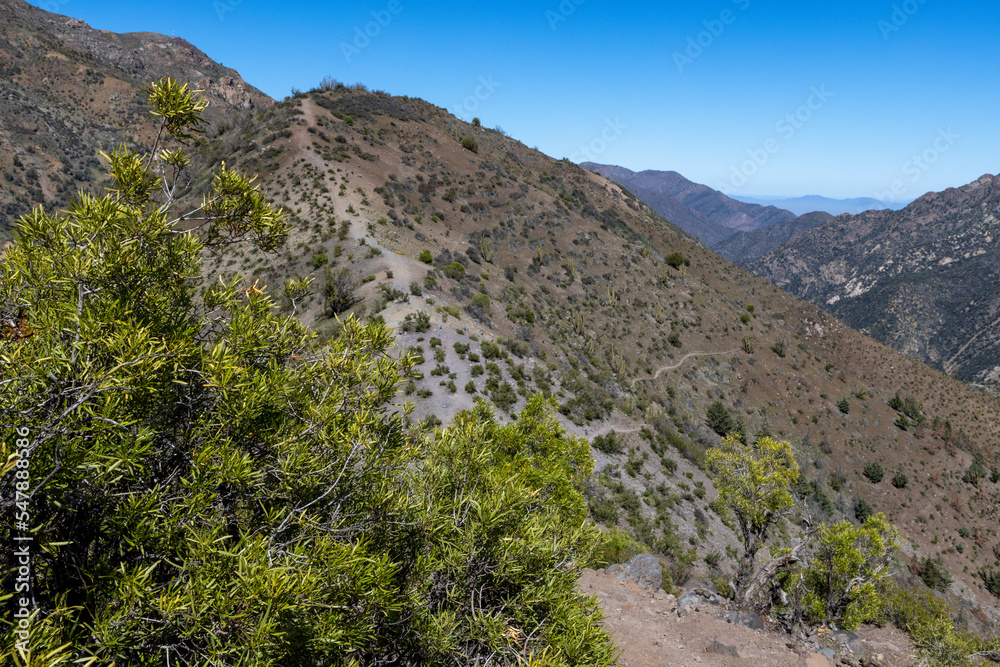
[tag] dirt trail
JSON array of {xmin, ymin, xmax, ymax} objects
[
  {"xmin": 631, "ymin": 350, "xmax": 739, "ymax": 388},
  {"xmin": 580, "ymin": 568, "xmax": 917, "ymax": 667}
]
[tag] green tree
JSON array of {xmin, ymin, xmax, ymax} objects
[
  {"xmin": 705, "ymin": 400, "xmax": 736, "ymax": 437},
  {"xmin": 706, "ymin": 435, "xmax": 802, "ymax": 607},
  {"xmin": 0, "ymin": 79, "xmax": 615, "ymax": 666},
  {"xmin": 799, "ymin": 514, "xmax": 900, "ymax": 630}
]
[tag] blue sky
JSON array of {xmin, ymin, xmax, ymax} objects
[{"xmin": 32, "ymin": 0, "xmax": 1000, "ymax": 199}]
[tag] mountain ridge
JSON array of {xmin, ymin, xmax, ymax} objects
[{"xmin": 581, "ymin": 162, "xmax": 797, "ymax": 243}]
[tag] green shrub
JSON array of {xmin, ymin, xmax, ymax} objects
[
  {"xmin": 665, "ymin": 252, "xmax": 685, "ymax": 269},
  {"xmin": 798, "ymin": 514, "xmax": 900, "ymax": 631},
  {"xmin": 979, "ymin": 568, "xmax": 1000, "ymax": 599},
  {"xmin": 442, "ymin": 262, "xmax": 466, "ymax": 280},
  {"xmin": 309, "ymin": 252, "xmax": 329, "ymax": 269},
  {"xmin": 0, "ymin": 80, "xmax": 620, "ymax": 664},
  {"xmin": 892, "ymin": 469, "xmax": 909, "ymax": 489},
  {"xmin": 917, "ymin": 556, "xmax": 953, "ymax": 592},
  {"xmin": 470, "ymin": 292, "xmax": 491, "ymax": 314},
  {"xmin": 591, "ymin": 431, "xmax": 623, "ymax": 455},
  {"xmin": 418, "ymin": 250, "xmax": 433, "ymax": 264},
  {"xmin": 853, "ymin": 496, "xmax": 874, "ymax": 522},
  {"xmin": 705, "ymin": 401, "xmax": 736, "ymax": 437},
  {"xmin": 460, "ymin": 135, "xmax": 478, "ymax": 153},
  {"xmin": 863, "ymin": 461, "xmax": 884, "ymax": 484},
  {"xmin": 400, "ymin": 311, "xmax": 431, "ymax": 333},
  {"xmin": 837, "ymin": 397, "xmax": 850, "ymax": 414}
]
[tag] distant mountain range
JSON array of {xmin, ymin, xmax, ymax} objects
[
  {"xmin": 581, "ymin": 163, "xmax": 796, "ymax": 245},
  {"xmin": 732, "ymin": 194, "xmax": 911, "ymax": 216}
]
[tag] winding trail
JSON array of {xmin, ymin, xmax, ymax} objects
[{"xmin": 630, "ymin": 349, "xmax": 739, "ymax": 388}]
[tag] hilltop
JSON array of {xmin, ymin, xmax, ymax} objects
[{"xmin": 0, "ymin": 0, "xmax": 269, "ymax": 244}]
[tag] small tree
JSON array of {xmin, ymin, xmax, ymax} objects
[
  {"xmin": 706, "ymin": 400, "xmax": 737, "ymax": 437},
  {"xmin": 837, "ymin": 397, "xmax": 851, "ymax": 414},
  {"xmin": 863, "ymin": 461, "xmax": 885, "ymax": 484},
  {"xmin": 707, "ymin": 435, "xmax": 802, "ymax": 607},
  {"xmin": 799, "ymin": 514, "xmax": 900, "ymax": 630}
]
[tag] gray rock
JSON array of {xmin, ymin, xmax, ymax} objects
[
  {"xmin": 606, "ymin": 555, "xmax": 663, "ymax": 591},
  {"xmin": 832, "ymin": 630, "xmax": 863, "ymax": 655},
  {"xmin": 625, "ymin": 554, "xmax": 663, "ymax": 591},
  {"xmin": 819, "ymin": 647, "xmax": 836, "ymax": 659},
  {"xmin": 676, "ymin": 592, "xmax": 705, "ymax": 617},
  {"xmin": 705, "ymin": 639, "xmax": 740, "ymax": 657},
  {"xmin": 727, "ymin": 610, "xmax": 766, "ymax": 631}
]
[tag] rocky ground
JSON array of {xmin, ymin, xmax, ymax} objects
[{"xmin": 579, "ymin": 560, "xmax": 918, "ymax": 667}]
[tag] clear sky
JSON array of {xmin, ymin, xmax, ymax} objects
[{"xmin": 30, "ymin": 0, "xmax": 1000, "ymax": 200}]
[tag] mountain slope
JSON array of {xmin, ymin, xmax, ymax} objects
[
  {"xmin": 184, "ymin": 86, "xmax": 1000, "ymax": 629},
  {"xmin": 581, "ymin": 162, "xmax": 797, "ymax": 242},
  {"xmin": 0, "ymin": 0, "xmax": 270, "ymax": 243},
  {"xmin": 715, "ymin": 211, "xmax": 833, "ymax": 263},
  {"xmin": 3, "ymin": 5, "xmax": 1000, "ymax": 644},
  {"xmin": 748, "ymin": 174, "xmax": 1000, "ymax": 391}
]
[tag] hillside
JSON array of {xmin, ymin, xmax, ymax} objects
[
  {"xmin": 0, "ymin": 0, "xmax": 270, "ymax": 244},
  {"xmin": 187, "ymin": 84, "xmax": 1000, "ymax": 633},
  {"xmin": 581, "ymin": 162, "xmax": 797, "ymax": 243},
  {"xmin": 716, "ymin": 211, "xmax": 834, "ymax": 263},
  {"xmin": 748, "ymin": 174, "xmax": 1000, "ymax": 393},
  {"xmin": 3, "ymin": 2, "xmax": 1000, "ymax": 656}
]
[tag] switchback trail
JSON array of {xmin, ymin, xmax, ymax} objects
[{"xmin": 630, "ymin": 350, "xmax": 739, "ymax": 388}]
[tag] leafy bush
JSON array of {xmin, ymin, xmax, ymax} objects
[
  {"xmin": 978, "ymin": 568, "xmax": 1000, "ymax": 599},
  {"xmin": 591, "ymin": 431, "xmax": 623, "ymax": 455},
  {"xmin": 798, "ymin": 514, "xmax": 900, "ymax": 631},
  {"xmin": 853, "ymin": 496, "xmax": 874, "ymax": 523},
  {"xmin": 917, "ymin": 556, "xmax": 953, "ymax": 592},
  {"xmin": 309, "ymin": 252, "xmax": 329, "ymax": 269},
  {"xmin": 706, "ymin": 435, "xmax": 799, "ymax": 605},
  {"xmin": 441, "ymin": 261, "xmax": 466, "ymax": 280},
  {"xmin": 962, "ymin": 453, "xmax": 988, "ymax": 486},
  {"xmin": 837, "ymin": 397, "xmax": 850, "ymax": 414},
  {"xmin": 460, "ymin": 135, "xmax": 478, "ymax": 153},
  {"xmin": 892, "ymin": 469, "xmax": 909, "ymax": 489},
  {"xmin": 665, "ymin": 252, "xmax": 685, "ymax": 269},
  {"xmin": 400, "ymin": 310, "xmax": 431, "ymax": 333},
  {"xmin": 863, "ymin": 461, "xmax": 884, "ymax": 484},
  {"xmin": 418, "ymin": 249, "xmax": 433, "ymax": 264}
]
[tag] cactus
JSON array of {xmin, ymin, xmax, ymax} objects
[
  {"xmin": 573, "ymin": 312, "xmax": 586, "ymax": 336},
  {"xmin": 742, "ymin": 337, "xmax": 755, "ymax": 355},
  {"xmin": 479, "ymin": 237, "xmax": 495, "ymax": 264}
]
